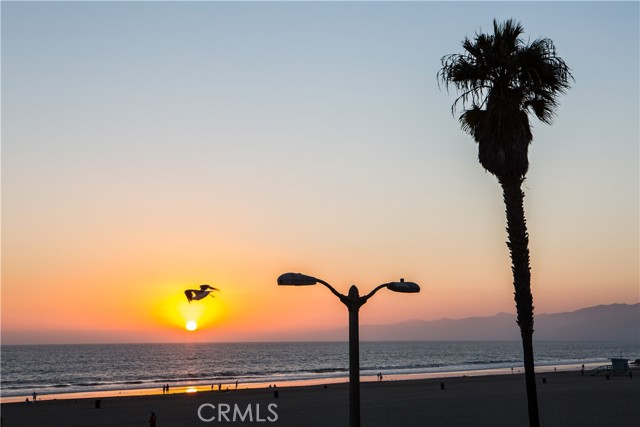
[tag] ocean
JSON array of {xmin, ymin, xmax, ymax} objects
[{"xmin": 1, "ymin": 341, "xmax": 637, "ymax": 400}]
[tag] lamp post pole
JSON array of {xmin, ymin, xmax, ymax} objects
[
  {"xmin": 277, "ymin": 273, "xmax": 420, "ymax": 427},
  {"xmin": 346, "ymin": 285, "xmax": 363, "ymax": 427}
]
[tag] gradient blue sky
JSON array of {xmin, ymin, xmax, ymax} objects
[{"xmin": 2, "ymin": 1, "xmax": 638, "ymax": 344}]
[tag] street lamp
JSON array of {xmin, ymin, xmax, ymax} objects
[{"xmin": 277, "ymin": 272, "xmax": 420, "ymax": 427}]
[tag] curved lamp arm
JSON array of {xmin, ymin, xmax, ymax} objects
[
  {"xmin": 362, "ymin": 279, "xmax": 421, "ymax": 303},
  {"xmin": 278, "ymin": 273, "xmax": 419, "ymax": 309},
  {"xmin": 315, "ymin": 278, "xmax": 348, "ymax": 303},
  {"xmin": 361, "ymin": 283, "xmax": 389, "ymax": 304}
]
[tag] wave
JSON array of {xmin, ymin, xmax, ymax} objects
[
  {"xmin": 2, "ymin": 341, "xmax": 637, "ymax": 398},
  {"xmin": 312, "ymin": 368, "xmax": 348, "ymax": 374}
]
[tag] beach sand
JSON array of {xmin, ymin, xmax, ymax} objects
[{"xmin": 2, "ymin": 370, "xmax": 638, "ymax": 427}]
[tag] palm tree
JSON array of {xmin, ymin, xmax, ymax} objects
[{"xmin": 438, "ymin": 19, "xmax": 573, "ymax": 427}]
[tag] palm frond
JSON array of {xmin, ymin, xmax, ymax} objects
[
  {"xmin": 438, "ymin": 19, "xmax": 572, "ymax": 178},
  {"xmin": 438, "ymin": 18, "xmax": 573, "ymax": 128}
]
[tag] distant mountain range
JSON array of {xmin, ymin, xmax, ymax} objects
[{"xmin": 302, "ymin": 303, "xmax": 639, "ymax": 341}]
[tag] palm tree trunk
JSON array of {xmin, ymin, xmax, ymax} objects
[{"xmin": 499, "ymin": 176, "xmax": 540, "ymax": 427}]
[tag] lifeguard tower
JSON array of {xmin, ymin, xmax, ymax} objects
[
  {"xmin": 610, "ymin": 358, "xmax": 629, "ymax": 375},
  {"xmin": 590, "ymin": 358, "xmax": 629, "ymax": 376}
]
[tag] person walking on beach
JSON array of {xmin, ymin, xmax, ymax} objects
[
  {"xmin": 31, "ymin": 392, "xmax": 37, "ymax": 403},
  {"xmin": 235, "ymin": 380, "xmax": 238, "ymax": 389},
  {"xmin": 149, "ymin": 412, "xmax": 157, "ymax": 427}
]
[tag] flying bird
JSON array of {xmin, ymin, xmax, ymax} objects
[{"xmin": 184, "ymin": 284, "xmax": 220, "ymax": 303}]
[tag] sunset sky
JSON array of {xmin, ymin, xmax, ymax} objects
[{"xmin": 2, "ymin": 1, "xmax": 638, "ymax": 344}]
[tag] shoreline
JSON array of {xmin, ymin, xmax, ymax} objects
[
  {"xmin": 0, "ymin": 361, "xmax": 605, "ymax": 404},
  {"xmin": 2, "ymin": 368, "xmax": 638, "ymax": 427}
]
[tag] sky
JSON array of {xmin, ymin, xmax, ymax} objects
[{"xmin": 2, "ymin": 1, "xmax": 638, "ymax": 344}]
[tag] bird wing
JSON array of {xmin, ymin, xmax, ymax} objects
[
  {"xmin": 200, "ymin": 284, "xmax": 220, "ymax": 291},
  {"xmin": 192, "ymin": 291, "xmax": 209, "ymax": 300}
]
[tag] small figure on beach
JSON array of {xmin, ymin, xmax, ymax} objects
[
  {"xmin": 149, "ymin": 411, "xmax": 157, "ymax": 427},
  {"xmin": 377, "ymin": 372, "xmax": 383, "ymax": 382},
  {"xmin": 218, "ymin": 383, "xmax": 222, "ymax": 391},
  {"xmin": 165, "ymin": 384, "xmax": 170, "ymax": 394},
  {"xmin": 581, "ymin": 365, "xmax": 585, "ymax": 376},
  {"xmin": 235, "ymin": 380, "xmax": 238, "ymax": 389},
  {"xmin": 31, "ymin": 392, "xmax": 37, "ymax": 403},
  {"xmin": 184, "ymin": 284, "xmax": 220, "ymax": 303}
]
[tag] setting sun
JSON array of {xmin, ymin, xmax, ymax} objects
[{"xmin": 185, "ymin": 321, "xmax": 197, "ymax": 331}]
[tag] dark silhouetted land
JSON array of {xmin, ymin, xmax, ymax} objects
[{"xmin": 301, "ymin": 303, "xmax": 639, "ymax": 341}]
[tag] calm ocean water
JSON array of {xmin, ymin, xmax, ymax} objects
[{"xmin": 1, "ymin": 341, "xmax": 637, "ymax": 399}]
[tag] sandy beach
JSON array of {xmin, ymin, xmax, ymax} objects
[{"xmin": 2, "ymin": 369, "xmax": 638, "ymax": 427}]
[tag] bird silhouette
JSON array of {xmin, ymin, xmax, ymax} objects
[{"xmin": 184, "ymin": 284, "xmax": 220, "ymax": 303}]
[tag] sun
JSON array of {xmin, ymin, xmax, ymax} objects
[{"xmin": 185, "ymin": 320, "xmax": 198, "ymax": 331}]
